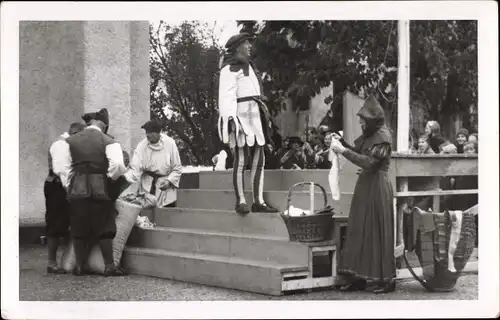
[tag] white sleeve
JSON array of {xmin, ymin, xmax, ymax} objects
[
  {"xmin": 218, "ymin": 66, "xmax": 238, "ymax": 118},
  {"xmin": 105, "ymin": 142, "xmax": 126, "ymax": 180},
  {"xmin": 124, "ymin": 146, "xmax": 144, "ymax": 183},
  {"xmin": 218, "ymin": 66, "xmax": 240, "ymax": 143},
  {"xmin": 165, "ymin": 139, "xmax": 183, "ymax": 188},
  {"xmin": 51, "ymin": 140, "xmax": 73, "ymax": 189}
]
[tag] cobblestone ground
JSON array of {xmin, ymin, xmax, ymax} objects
[{"xmin": 19, "ymin": 245, "xmax": 478, "ymax": 301}]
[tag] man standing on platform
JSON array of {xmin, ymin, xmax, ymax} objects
[
  {"xmin": 217, "ymin": 32, "xmax": 278, "ymax": 214},
  {"xmin": 53, "ymin": 109, "xmax": 127, "ymax": 276},
  {"xmin": 124, "ymin": 119, "xmax": 183, "ymax": 208},
  {"xmin": 44, "ymin": 122, "xmax": 86, "ymax": 274}
]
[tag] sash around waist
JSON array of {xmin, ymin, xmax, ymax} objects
[
  {"xmin": 359, "ymin": 168, "xmax": 389, "ymax": 174},
  {"xmin": 144, "ymin": 171, "xmax": 167, "ymax": 179},
  {"xmin": 236, "ymin": 96, "xmax": 262, "ymax": 103}
]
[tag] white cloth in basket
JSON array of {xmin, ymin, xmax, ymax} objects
[{"xmin": 284, "ymin": 205, "xmax": 313, "ymax": 217}]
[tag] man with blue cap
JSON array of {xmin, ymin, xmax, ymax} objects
[{"xmin": 218, "ymin": 32, "xmax": 278, "ymax": 214}]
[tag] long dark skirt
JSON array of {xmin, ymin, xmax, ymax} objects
[{"xmin": 338, "ymin": 170, "xmax": 396, "ymax": 283}]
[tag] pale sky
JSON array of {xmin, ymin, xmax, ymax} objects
[
  {"xmin": 214, "ymin": 20, "xmax": 240, "ymax": 46},
  {"xmin": 150, "ymin": 20, "xmax": 241, "ymax": 117},
  {"xmin": 150, "ymin": 20, "xmax": 240, "ymax": 47}
]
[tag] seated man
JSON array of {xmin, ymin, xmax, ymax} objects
[
  {"xmin": 277, "ymin": 136, "xmax": 306, "ymax": 169},
  {"xmin": 124, "ymin": 119, "xmax": 183, "ymax": 208}
]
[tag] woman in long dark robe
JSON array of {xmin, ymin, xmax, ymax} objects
[{"xmin": 329, "ymin": 96, "xmax": 396, "ymax": 294}]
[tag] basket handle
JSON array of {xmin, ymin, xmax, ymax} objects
[{"xmin": 284, "ymin": 182, "xmax": 328, "ymax": 216}]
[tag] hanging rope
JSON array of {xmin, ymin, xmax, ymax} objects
[{"xmin": 376, "ymin": 21, "xmax": 397, "ymax": 103}]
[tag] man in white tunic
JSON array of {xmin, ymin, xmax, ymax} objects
[
  {"xmin": 124, "ymin": 119, "xmax": 183, "ymax": 208},
  {"xmin": 218, "ymin": 32, "xmax": 278, "ymax": 214}
]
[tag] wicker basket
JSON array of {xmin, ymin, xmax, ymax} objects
[{"xmin": 280, "ymin": 182, "xmax": 335, "ymax": 242}]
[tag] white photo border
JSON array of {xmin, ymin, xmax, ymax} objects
[{"xmin": 1, "ymin": 1, "xmax": 498, "ymax": 319}]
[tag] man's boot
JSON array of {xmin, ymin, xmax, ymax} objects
[
  {"xmin": 100, "ymin": 238, "xmax": 127, "ymax": 277},
  {"xmin": 251, "ymin": 202, "xmax": 279, "ymax": 213},
  {"xmin": 72, "ymin": 238, "xmax": 87, "ymax": 276},
  {"xmin": 235, "ymin": 203, "xmax": 250, "ymax": 214},
  {"xmin": 46, "ymin": 237, "xmax": 66, "ymax": 274}
]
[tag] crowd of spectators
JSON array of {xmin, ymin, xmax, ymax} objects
[
  {"xmin": 407, "ymin": 120, "xmax": 478, "ymax": 245},
  {"xmin": 263, "ymin": 125, "xmax": 339, "ymax": 170},
  {"xmin": 214, "ymin": 119, "xmax": 478, "ymax": 171},
  {"xmin": 409, "ymin": 120, "xmax": 478, "ymax": 155}
]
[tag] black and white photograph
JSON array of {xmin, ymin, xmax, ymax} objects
[{"xmin": 1, "ymin": 1, "xmax": 498, "ymax": 319}]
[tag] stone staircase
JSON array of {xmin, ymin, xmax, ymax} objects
[{"xmin": 122, "ymin": 169, "xmax": 355, "ymax": 296}]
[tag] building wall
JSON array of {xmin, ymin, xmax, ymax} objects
[
  {"xmin": 19, "ymin": 21, "xmax": 150, "ymax": 223},
  {"xmin": 274, "ymin": 83, "xmax": 333, "ymax": 140},
  {"xmin": 19, "ymin": 22, "xmax": 87, "ymax": 224}
]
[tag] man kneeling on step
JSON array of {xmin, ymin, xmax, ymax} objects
[{"xmin": 124, "ymin": 119, "xmax": 183, "ymax": 208}]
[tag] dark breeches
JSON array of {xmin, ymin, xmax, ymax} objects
[
  {"xmin": 44, "ymin": 179, "xmax": 70, "ymax": 238},
  {"xmin": 69, "ymin": 199, "xmax": 117, "ymax": 240}
]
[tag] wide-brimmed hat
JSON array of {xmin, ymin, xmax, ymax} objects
[
  {"xmin": 81, "ymin": 112, "xmax": 96, "ymax": 123},
  {"xmin": 225, "ymin": 32, "xmax": 254, "ymax": 51},
  {"xmin": 93, "ymin": 108, "xmax": 109, "ymax": 126},
  {"xmin": 82, "ymin": 108, "xmax": 109, "ymax": 126},
  {"xmin": 287, "ymin": 136, "xmax": 304, "ymax": 146}
]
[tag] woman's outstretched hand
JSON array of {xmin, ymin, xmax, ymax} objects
[{"xmin": 330, "ymin": 138, "xmax": 346, "ymax": 154}]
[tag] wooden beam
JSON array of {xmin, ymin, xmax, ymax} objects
[
  {"xmin": 394, "ymin": 158, "xmax": 478, "ymax": 177},
  {"xmin": 397, "ymin": 20, "xmax": 410, "ymax": 152},
  {"xmin": 396, "ymin": 189, "xmax": 479, "ymax": 197}
]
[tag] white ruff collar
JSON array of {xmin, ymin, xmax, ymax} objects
[{"xmin": 147, "ymin": 136, "xmax": 164, "ymax": 151}]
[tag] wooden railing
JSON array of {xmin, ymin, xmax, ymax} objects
[
  {"xmin": 333, "ymin": 153, "xmax": 478, "ymax": 274},
  {"xmin": 390, "ymin": 153, "xmax": 478, "ymax": 263}
]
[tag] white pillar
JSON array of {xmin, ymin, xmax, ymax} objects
[
  {"xmin": 397, "ymin": 20, "xmax": 410, "ymax": 152},
  {"xmin": 395, "ymin": 21, "xmax": 411, "ymax": 270}
]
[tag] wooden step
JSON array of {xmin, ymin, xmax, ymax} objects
[
  {"xmin": 122, "ymin": 247, "xmax": 308, "ymax": 296},
  {"xmin": 127, "ymin": 226, "xmax": 310, "ymax": 265},
  {"xmin": 177, "ymin": 189, "xmax": 353, "ymax": 216},
  {"xmin": 198, "ymin": 169, "xmax": 357, "ymax": 192},
  {"xmin": 143, "ymin": 207, "xmax": 290, "ymax": 237}
]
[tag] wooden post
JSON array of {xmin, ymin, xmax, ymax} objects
[
  {"xmin": 397, "ymin": 20, "xmax": 411, "ymax": 152},
  {"xmin": 394, "ymin": 20, "xmax": 411, "ymax": 273}
]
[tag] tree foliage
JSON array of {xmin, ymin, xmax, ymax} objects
[
  {"xmin": 238, "ymin": 20, "xmax": 399, "ymax": 131},
  {"xmin": 238, "ymin": 20, "xmax": 478, "ymax": 139},
  {"xmin": 149, "ymin": 20, "xmax": 477, "ymax": 165},
  {"xmin": 150, "ymin": 21, "xmax": 224, "ymax": 165},
  {"xmin": 410, "ymin": 20, "xmax": 477, "ymax": 136}
]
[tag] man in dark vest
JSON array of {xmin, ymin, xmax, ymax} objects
[
  {"xmin": 53, "ymin": 109, "xmax": 127, "ymax": 276},
  {"xmin": 82, "ymin": 108, "xmax": 131, "ymax": 199},
  {"xmin": 44, "ymin": 122, "xmax": 86, "ymax": 274}
]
